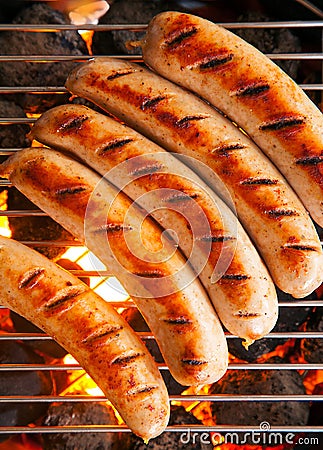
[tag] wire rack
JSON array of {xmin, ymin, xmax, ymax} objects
[{"xmin": 0, "ymin": 0, "xmax": 323, "ymax": 444}]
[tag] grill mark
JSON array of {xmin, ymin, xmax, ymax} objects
[
  {"xmin": 55, "ymin": 185, "xmax": 87, "ymax": 196},
  {"xmin": 296, "ymin": 155, "xmax": 323, "ymax": 166},
  {"xmin": 234, "ymin": 83, "xmax": 270, "ymax": 97},
  {"xmin": 59, "ymin": 115, "xmax": 88, "ymax": 131},
  {"xmin": 212, "ymin": 143, "xmax": 246, "ymax": 157},
  {"xmin": 284, "ymin": 244, "xmax": 318, "ymax": 252},
  {"xmin": 266, "ymin": 209, "xmax": 299, "ymax": 218},
  {"xmin": 164, "ymin": 317, "xmax": 193, "ymax": 325},
  {"xmin": 141, "ymin": 96, "xmax": 166, "ymax": 110},
  {"xmin": 165, "ymin": 193, "xmax": 199, "ymax": 203},
  {"xmin": 82, "ymin": 325, "xmax": 123, "ymax": 344},
  {"xmin": 181, "ymin": 359, "xmax": 208, "ymax": 366},
  {"xmin": 97, "ymin": 138, "xmax": 134, "ymax": 155},
  {"xmin": 198, "ymin": 235, "xmax": 235, "ymax": 242},
  {"xmin": 107, "ymin": 69, "xmax": 136, "ymax": 80},
  {"xmin": 220, "ymin": 274, "xmax": 250, "ymax": 281},
  {"xmin": 43, "ymin": 286, "xmax": 85, "ymax": 310},
  {"xmin": 234, "ymin": 311, "xmax": 261, "ymax": 318},
  {"xmin": 175, "ymin": 115, "xmax": 208, "ymax": 127},
  {"xmin": 134, "ymin": 270, "xmax": 165, "ymax": 278},
  {"xmin": 199, "ymin": 53, "xmax": 234, "ymax": 70},
  {"xmin": 131, "ymin": 163, "xmax": 164, "ymax": 177},
  {"xmin": 111, "ymin": 352, "xmax": 143, "ymax": 365},
  {"xmin": 259, "ymin": 115, "xmax": 305, "ymax": 131},
  {"xmin": 127, "ymin": 385, "xmax": 158, "ymax": 396},
  {"xmin": 18, "ymin": 267, "xmax": 45, "ymax": 289},
  {"xmin": 165, "ymin": 26, "xmax": 198, "ymax": 47},
  {"xmin": 94, "ymin": 224, "xmax": 133, "ymax": 234},
  {"xmin": 241, "ymin": 178, "xmax": 279, "ymax": 186}
]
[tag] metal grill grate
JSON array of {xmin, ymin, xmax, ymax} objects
[{"xmin": 0, "ymin": 1, "xmax": 323, "ymax": 443}]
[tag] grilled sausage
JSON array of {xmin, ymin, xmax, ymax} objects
[
  {"xmin": 65, "ymin": 58, "xmax": 323, "ymax": 298},
  {"xmin": 0, "ymin": 235, "xmax": 169, "ymax": 440},
  {"xmin": 0, "ymin": 147, "xmax": 228, "ymax": 387},
  {"xmin": 141, "ymin": 11, "xmax": 323, "ymax": 227},
  {"xmin": 31, "ymin": 103, "xmax": 278, "ymax": 345}
]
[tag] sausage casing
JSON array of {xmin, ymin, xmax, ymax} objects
[
  {"xmin": 0, "ymin": 235, "xmax": 169, "ymax": 440},
  {"xmin": 0, "ymin": 147, "xmax": 228, "ymax": 387},
  {"xmin": 141, "ymin": 11, "xmax": 323, "ymax": 227},
  {"xmin": 65, "ymin": 58, "xmax": 323, "ymax": 298}
]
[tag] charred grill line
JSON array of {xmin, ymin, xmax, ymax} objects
[
  {"xmin": 107, "ymin": 69, "xmax": 136, "ymax": 80},
  {"xmin": 198, "ymin": 235, "xmax": 235, "ymax": 242},
  {"xmin": 235, "ymin": 83, "xmax": 270, "ymax": 97},
  {"xmin": 18, "ymin": 267, "xmax": 45, "ymax": 289},
  {"xmin": 59, "ymin": 115, "xmax": 88, "ymax": 131},
  {"xmin": 234, "ymin": 311, "xmax": 261, "ymax": 318},
  {"xmin": 175, "ymin": 115, "xmax": 208, "ymax": 127},
  {"xmin": 266, "ymin": 209, "xmax": 299, "ymax": 217},
  {"xmin": 141, "ymin": 96, "xmax": 166, "ymax": 110},
  {"xmin": 199, "ymin": 53, "xmax": 234, "ymax": 70},
  {"xmin": 181, "ymin": 359, "xmax": 208, "ymax": 366},
  {"xmin": 164, "ymin": 317, "xmax": 193, "ymax": 325},
  {"xmin": 82, "ymin": 325, "xmax": 124, "ymax": 344},
  {"xmin": 284, "ymin": 244, "xmax": 318, "ymax": 252},
  {"xmin": 164, "ymin": 26, "xmax": 198, "ymax": 47},
  {"xmin": 97, "ymin": 138, "xmax": 134, "ymax": 154},
  {"xmin": 165, "ymin": 193, "xmax": 199, "ymax": 203},
  {"xmin": 241, "ymin": 178, "xmax": 279, "ymax": 185},
  {"xmin": 220, "ymin": 274, "xmax": 250, "ymax": 280},
  {"xmin": 55, "ymin": 186, "xmax": 87, "ymax": 196},
  {"xmin": 131, "ymin": 163, "xmax": 164, "ymax": 177},
  {"xmin": 43, "ymin": 286, "xmax": 85, "ymax": 310},
  {"xmin": 94, "ymin": 224, "xmax": 133, "ymax": 234},
  {"xmin": 296, "ymin": 155, "xmax": 323, "ymax": 166},
  {"xmin": 134, "ymin": 270, "xmax": 165, "ymax": 278},
  {"xmin": 212, "ymin": 143, "xmax": 246, "ymax": 157},
  {"xmin": 259, "ymin": 116, "xmax": 305, "ymax": 131},
  {"xmin": 112, "ymin": 352, "xmax": 143, "ymax": 365},
  {"xmin": 127, "ymin": 385, "xmax": 158, "ymax": 395}
]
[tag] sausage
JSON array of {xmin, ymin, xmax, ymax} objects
[
  {"xmin": 0, "ymin": 146, "xmax": 228, "ymax": 387},
  {"xmin": 31, "ymin": 103, "xmax": 278, "ymax": 345},
  {"xmin": 65, "ymin": 57, "xmax": 323, "ymax": 298},
  {"xmin": 141, "ymin": 11, "xmax": 323, "ymax": 227},
  {"xmin": 0, "ymin": 235, "xmax": 169, "ymax": 440}
]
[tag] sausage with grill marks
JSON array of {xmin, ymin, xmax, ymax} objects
[
  {"xmin": 65, "ymin": 58, "xmax": 323, "ymax": 298},
  {"xmin": 31, "ymin": 103, "xmax": 278, "ymax": 345},
  {"xmin": 0, "ymin": 235, "xmax": 169, "ymax": 441},
  {"xmin": 141, "ymin": 11, "xmax": 323, "ymax": 227},
  {"xmin": 0, "ymin": 147, "xmax": 228, "ymax": 387}
]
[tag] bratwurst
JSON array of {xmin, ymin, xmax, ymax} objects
[{"xmin": 65, "ymin": 57, "xmax": 323, "ymax": 298}]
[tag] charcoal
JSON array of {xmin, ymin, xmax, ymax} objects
[
  {"xmin": 0, "ymin": 100, "xmax": 31, "ymax": 149},
  {"xmin": 228, "ymin": 289, "xmax": 314, "ymax": 362},
  {"xmin": 210, "ymin": 357, "xmax": 310, "ymax": 441},
  {"xmin": 300, "ymin": 307, "xmax": 323, "ymax": 363},
  {"xmin": 7, "ymin": 187, "xmax": 73, "ymax": 260},
  {"xmin": 121, "ymin": 308, "xmax": 187, "ymax": 394},
  {"xmin": 92, "ymin": 0, "xmax": 184, "ymax": 56},
  {"xmin": 124, "ymin": 405, "xmax": 212, "ymax": 449},
  {"xmin": 0, "ymin": 3, "xmax": 88, "ymax": 113},
  {"xmin": 42, "ymin": 401, "xmax": 122, "ymax": 450},
  {"xmin": 0, "ymin": 341, "xmax": 53, "ymax": 441},
  {"xmin": 234, "ymin": 11, "xmax": 301, "ymax": 79}
]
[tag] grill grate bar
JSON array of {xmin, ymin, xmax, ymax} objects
[
  {"xmin": 0, "ymin": 424, "xmax": 322, "ymax": 433},
  {"xmin": 0, "ymin": 331, "xmax": 322, "ymax": 340},
  {"xmin": 0, "ymin": 362, "xmax": 322, "ymax": 371},
  {"xmin": 0, "ymin": 394, "xmax": 322, "ymax": 402}
]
